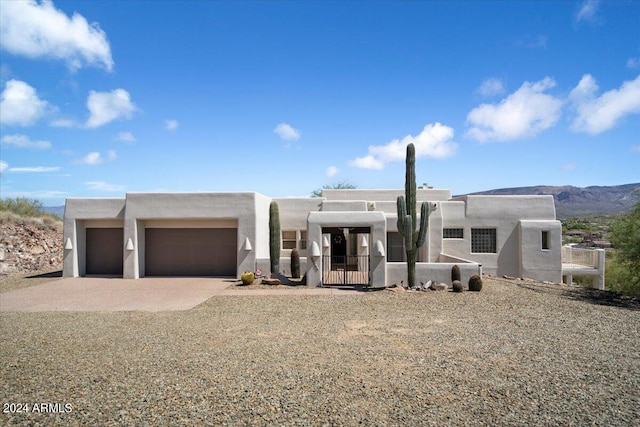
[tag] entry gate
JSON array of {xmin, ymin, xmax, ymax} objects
[{"xmin": 322, "ymin": 255, "xmax": 370, "ymax": 285}]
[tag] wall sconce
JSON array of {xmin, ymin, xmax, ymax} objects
[
  {"xmin": 64, "ymin": 238, "xmax": 73, "ymax": 250},
  {"xmin": 125, "ymin": 238, "xmax": 135, "ymax": 251},
  {"xmin": 322, "ymin": 235, "xmax": 330, "ymax": 249},
  {"xmin": 242, "ymin": 237, "xmax": 252, "ymax": 251},
  {"xmin": 360, "ymin": 235, "xmax": 368, "ymax": 248},
  {"xmin": 310, "ymin": 241, "xmax": 321, "ymax": 258},
  {"xmin": 373, "ymin": 240, "xmax": 385, "ymax": 257}
]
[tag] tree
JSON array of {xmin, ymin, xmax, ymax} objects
[
  {"xmin": 608, "ymin": 199, "xmax": 640, "ymax": 296},
  {"xmin": 311, "ymin": 181, "xmax": 356, "ymax": 197}
]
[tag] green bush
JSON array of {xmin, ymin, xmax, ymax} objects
[
  {"xmin": 0, "ymin": 197, "xmax": 60, "ymax": 221},
  {"xmin": 605, "ymin": 252, "xmax": 640, "ymax": 298},
  {"xmin": 607, "ymin": 200, "xmax": 640, "ymax": 297}
]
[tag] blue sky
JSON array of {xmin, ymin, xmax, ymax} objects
[{"xmin": 1, "ymin": 0, "xmax": 639, "ymax": 206}]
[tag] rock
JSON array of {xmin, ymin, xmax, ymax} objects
[
  {"xmin": 262, "ymin": 278, "xmax": 282, "ymax": 285},
  {"xmin": 429, "ymin": 281, "xmax": 448, "ymax": 291},
  {"xmin": 387, "ymin": 286, "xmax": 405, "ymax": 293}
]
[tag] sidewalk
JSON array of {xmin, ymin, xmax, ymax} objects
[{"xmin": 0, "ymin": 277, "xmax": 364, "ymax": 312}]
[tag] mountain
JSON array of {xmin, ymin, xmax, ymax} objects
[
  {"xmin": 463, "ymin": 183, "xmax": 640, "ymax": 218},
  {"xmin": 43, "ymin": 206, "xmax": 65, "ymax": 218}
]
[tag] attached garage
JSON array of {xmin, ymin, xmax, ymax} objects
[
  {"xmin": 86, "ymin": 228, "xmax": 124, "ymax": 275},
  {"xmin": 145, "ymin": 227, "xmax": 237, "ymax": 276}
]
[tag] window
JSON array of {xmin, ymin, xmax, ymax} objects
[
  {"xmin": 300, "ymin": 230, "xmax": 307, "ymax": 250},
  {"xmin": 282, "ymin": 231, "xmax": 297, "ymax": 250},
  {"xmin": 387, "ymin": 232, "xmax": 405, "ymax": 262},
  {"xmin": 471, "ymin": 228, "xmax": 497, "ymax": 253},
  {"xmin": 541, "ymin": 231, "xmax": 550, "ymax": 250},
  {"xmin": 443, "ymin": 228, "xmax": 464, "ymax": 239}
]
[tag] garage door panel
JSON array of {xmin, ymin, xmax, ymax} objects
[
  {"xmin": 86, "ymin": 228, "xmax": 123, "ymax": 275},
  {"xmin": 145, "ymin": 228, "xmax": 236, "ymax": 276}
]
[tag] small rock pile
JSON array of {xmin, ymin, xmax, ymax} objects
[{"xmin": 0, "ymin": 214, "xmax": 63, "ymax": 274}]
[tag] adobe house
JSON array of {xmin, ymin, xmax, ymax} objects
[{"xmin": 62, "ymin": 186, "xmax": 562, "ymax": 288}]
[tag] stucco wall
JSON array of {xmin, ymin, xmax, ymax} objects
[
  {"xmin": 322, "ymin": 188, "xmax": 452, "ymax": 202},
  {"xmin": 519, "ymin": 220, "xmax": 562, "ymax": 282}
]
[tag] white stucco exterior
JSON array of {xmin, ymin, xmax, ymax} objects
[{"xmin": 63, "ymin": 187, "xmax": 563, "ymax": 287}]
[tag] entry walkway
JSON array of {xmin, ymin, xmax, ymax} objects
[{"xmin": 0, "ymin": 277, "xmax": 361, "ymax": 312}]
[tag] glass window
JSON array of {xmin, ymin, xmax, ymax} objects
[
  {"xmin": 282, "ymin": 230, "xmax": 297, "ymax": 250},
  {"xmin": 300, "ymin": 230, "xmax": 307, "ymax": 250},
  {"xmin": 542, "ymin": 231, "xmax": 550, "ymax": 250},
  {"xmin": 387, "ymin": 232, "xmax": 405, "ymax": 262},
  {"xmin": 443, "ymin": 228, "xmax": 464, "ymax": 239},
  {"xmin": 471, "ymin": 228, "xmax": 497, "ymax": 253}
]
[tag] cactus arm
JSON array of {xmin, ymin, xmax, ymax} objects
[
  {"xmin": 396, "ymin": 196, "xmax": 407, "ymax": 237},
  {"xmin": 416, "ymin": 202, "xmax": 429, "ymax": 248}
]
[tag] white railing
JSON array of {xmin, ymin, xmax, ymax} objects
[{"xmin": 562, "ymin": 246, "xmax": 599, "ymax": 268}]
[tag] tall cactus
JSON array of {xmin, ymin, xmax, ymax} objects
[
  {"xmin": 269, "ymin": 201, "xmax": 281, "ymax": 275},
  {"xmin": 396, "ymin": 143, "xmax": 435, "ymax": 288}
]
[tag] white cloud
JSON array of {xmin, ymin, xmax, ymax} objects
[
  {"xmin": 569, "ymin": 74, "xmax": 640, "ymax": 134},
  {"xmin": 274, "ymin": 123, "xmax": 301, "ymax": 141},
  {"xmin": 0, "ymin": 189, "xmax": 67, "ymax": 199},
  {"xmin": 85, "ymin": 89, "xmax": 137, "ymax": 128},
  {"xmin": 627, "ymin": 57, "xmax": 640, "ymax": 69},
  {"xmin": 8, "ymin": 166, "xmax": 61, "ymax": 173},
  {"xmin": 75, "ymin": 152, "xmax": 102, "ymax": 165},
  {"xmin": 85, "ymin": 181, "xmax": 125, "ymax": 192},
  {"xmin": 576, "ymin": 0, "xmax": 600, "ymax": 24},
  {"xmin": 50, "ymin": 118, "xmax": 77, "ymax": 128},
  {"xmin": 465, "ymin": 77, "xmax": 563, "ymax": 142},
  {"xmin": 165, "ymin": 119, "xmax": 179, "ymax": 131},
  {"xmin": 326, "ymin": 166, "xmax": 339, "ymax": 177},
  {"xmin": 349, "ymin": 122, "xmax": 458, "ymax": 170},
  {"xmin": 561, "ymin": 163, "xmax": 577, "ymax": 171},
  {"xmin": 0, "ymin": 0, "xmax": 113, "ymax": 71},
  {"xmin": 0, "ymin": 161, "xmax": 8, "ymax": 174},
  {"xmin": 117, "ymin": 131, "xmax": 136, "ymax": 143},
  {"xmin": 1, "ymin": 134, "xmax": 51, "ymax": 149},
  {"xmin": 476, "ymin": 78, "xmax": 505, "ymax": 97},
  {"xmin": 0, "ymin": 79, "xmax": 51, "ymax": 126},
  {"xmin": 107, "ymin": 149, "xmax": 117, "ymax": 160}
]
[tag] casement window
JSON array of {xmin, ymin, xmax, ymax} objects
[
  {"xmin": 282, "ymin": 231, "xmax": 297, "ymax": 250},
  {"xmin": 443, "ymin": 228, "xmax": 464, "ymax": 239},
  {"xmin": 386, "ymin": 232, "xmax": 405, "ymax": 262},
  {"xmin": 471, "ymin": 228, "xmax": 497, "ymax": 253},
  {"xmin": 541, "ymin": 230, "xmax": 550, "ymax": 250},
  {"xmin": 283, "ymin": 230, "xmax": 307, "ymax": 250}
]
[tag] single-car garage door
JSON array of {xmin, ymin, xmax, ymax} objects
[
  {"xmin": 145, "ymin": 228, "xmax": 237, "ymax": 276},
  {"xmin": 86, "ymin": 228, "xmax": 124, "ymax": 275}
]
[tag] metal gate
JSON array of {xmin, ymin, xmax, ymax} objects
[{"xmin": 322, "ymin": 255, "xmax": 370, "ymax": 285}]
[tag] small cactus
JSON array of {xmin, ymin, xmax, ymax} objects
[
  {"xmin": 291, "ymin": 248, "xmax": 300, "ymax": 278},
  {"xmin": 451, "ymin": 265, "xmax": 461, "ymax": 282},
  {"xmin": 452, "ymin": 280, "xmax": 464, "ymax": 292},
  {"xmin": 468, "ymin": 274, "xmax": 483, "ymax": 291}
]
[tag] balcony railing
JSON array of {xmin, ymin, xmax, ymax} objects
[{"xmin": 562, "ymin": 246, "xmax": 600, "ymax": 268}]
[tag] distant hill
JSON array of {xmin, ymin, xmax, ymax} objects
[
  {"xmin": 43, "ymin": 206, "xmax": 65, "ymax": 218},
  {"xmin": 464, "ymin": 183, "xmax": 640, "ymax": 218}
]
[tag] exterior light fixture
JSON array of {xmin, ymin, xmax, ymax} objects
[
  {"xmin": 373, "ymin": 240, "xmax": 385, "ymax": 257},
  {"xmin": 310, "ymin": 241, "xmax": 321, "ymax": 258},
  {"xmin": 360, "ymin": 235, "xmax": 368, "ymax": 248},
  {"xmin": 64, "ymin": 238, "xmax": 73, "ymax": 250},
  {"xmin": 322, "ymin": 235, "xmax": 330, "ymax": 248},
  {"xmin": 125, "ymin": 238, "xmax": 134, "ymax": 251},
  {"xmin": 242, "ymin": 237, "xmax": 252, "ymax": 251}
]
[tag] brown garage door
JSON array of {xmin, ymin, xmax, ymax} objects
[
  {"xmin": 86, "ymin": 228, "xmax": 124, "ymax": 275},
  {"xmin": 145, "ymin": 228, "xmax": 237, "ymax": 276}
]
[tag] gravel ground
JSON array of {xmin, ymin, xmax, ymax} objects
[{"xmin": 1, "ymin": 277, "xmax": 639, "ymax": 426}]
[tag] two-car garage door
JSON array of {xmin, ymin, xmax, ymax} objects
[{"xmin": 145, "ymin": 228, "xmax": 237, "ymax": 276}]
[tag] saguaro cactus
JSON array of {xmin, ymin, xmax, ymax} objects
[
  {"xmin": 396, "ymin": 143, "xmax": 435, "ymax": 288},
  {"xmin": 269, "ymin": 201, "xmax": 281, "ymax": 275}
]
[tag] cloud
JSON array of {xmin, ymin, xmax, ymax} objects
[
  {"xmin": 107, "ymin": 149, "xmax": 117, "ymax": 160},
  {"xmin": 85, "ymin": 181, "xmax": 125, "ymax": 192},
  {"xmin": 476, "ymin": 78, "xmax": 505, "ymax": 97},
  {"xmin": 1, "ymin": 134, "xmax": 51, "ymax": 149},
  {"xmin": 349, "ymin": 122, "xmax": 457, "ymax": 170},
  {"xmin": 465, "ymin": 77, "xmax": 563, "ymax": 142},
  {"xmin": 627, "ymin": 57, "xmax": 640, "ymax": 70},
  {"xmin": 561, "ymin": 163, "xmax": 577, "ymax": 171},
  {"xmin": 569, "ymin": 74, "xmax": 640, "ymax": 134},
  {"xmin": 85, "ymin": 89, "xmax": 137, "ymax": 128},
  {"xmin": 165, "ymin": 119, "xmax": 179, "ymax": 131},
  {"xmin": 576, "ymin": 0, "xmax": 600, "ymax": 24},
  {"xmin": 326, "ymin": 166, "xmax": 339, "ymax": 177},
  {"xmin": 0, "ymin": 161, "xmax": 8, "ymax": 174},
  {"xmin": 75, "ymin": 152, "xmax": 103, "ymax": 165},
  {"xmin": 0, "ymin": 0, "xmax": 113, "ymax": 71},
  {"xmin": 7, "ymin": 166, "xmax": 61, "ymax": 173},
  {"xmin": 50, "ymin": 118, "xmax": 77, "ymax": 128},
  {"xmin": 0, "ymin": 189, "xmax": 67, "ymax": 199},
  {"xmin": 274, "ymin": 123, "xmax": 301, "ymax": 141},
  {"xmin": 116, "ymin": 131, "xmax": 136, "ymax": 143},
  {"xmin": 0, "ymin": 79, "xmax": 51, "ymax": 126}
]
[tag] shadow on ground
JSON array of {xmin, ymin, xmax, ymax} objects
[{"xmin": 26, "ymin": 270, "xmax": 62, "ymax": 279}]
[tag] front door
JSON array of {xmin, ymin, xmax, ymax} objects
[
  {"xmin": 330, "ymin": 232, "xmax": 347, "ymax": 270},
  {"xmin": 322, "ymin": 227, "xmax": 370, "ymax": 286}
]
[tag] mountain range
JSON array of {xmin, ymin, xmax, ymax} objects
[
  {"xmin": 464, "ymin": 183, "xmax": 639, "ymax": 218},
  {"xmin": 43, "ymin": 183, "xmax": 639, "ymax": 220}
]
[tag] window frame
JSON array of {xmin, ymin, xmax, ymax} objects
[
  {"xmin": 471, "ymin": 228, "xmax": 497, "ymax": 254},
  {"xmin": 443, "ymin": 228, "xmax": 464, "ymax": 239}
]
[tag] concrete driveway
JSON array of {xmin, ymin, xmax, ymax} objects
[{"xmin": 0, "ymin": 277, "xmax": 360, "ymax": 312}]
